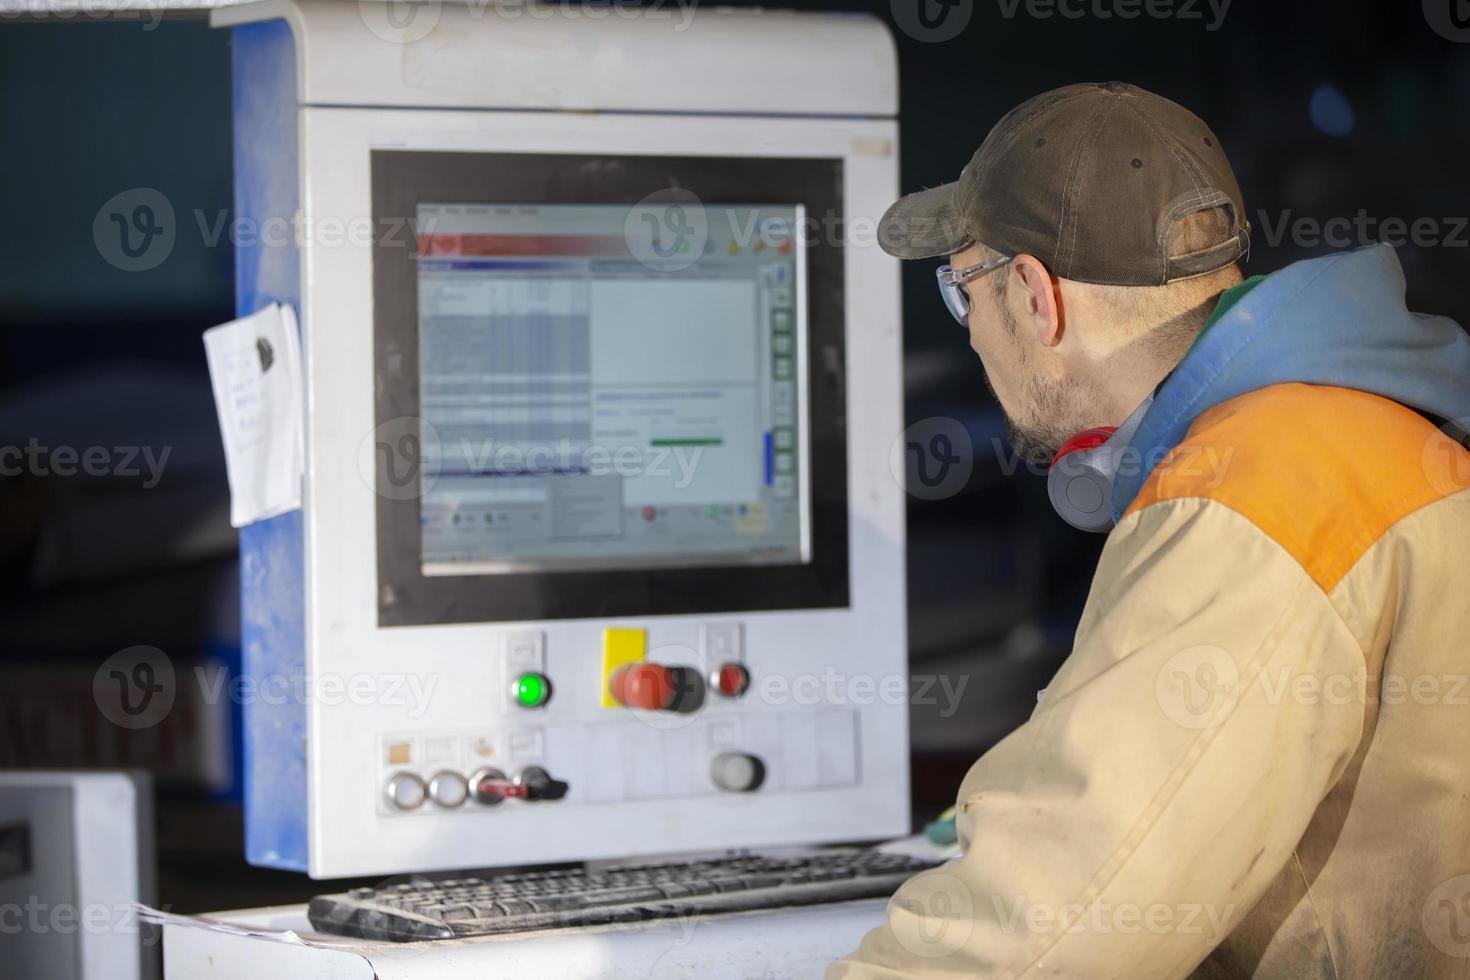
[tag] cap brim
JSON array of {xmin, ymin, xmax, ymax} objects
[{"xmin": 877, "ymin": 183, "xmax": 973, "ymax": 260}]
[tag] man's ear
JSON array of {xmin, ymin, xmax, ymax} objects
[{"xmin": 1011, "ymin": 254, "xmax": 1063, "ymax": 348}]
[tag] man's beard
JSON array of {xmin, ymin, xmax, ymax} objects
[
  {"xmin": 982, "ymin": 304, "xmax": 1077, "ymax": 467},
  {"xmin": 1003, "ymin": 385, "xmax": 1076, "ymax": 467}
]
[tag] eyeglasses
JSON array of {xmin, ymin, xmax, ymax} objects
[{"xmin": 936, "ymin": 255, "xmax": 1013, "ymax": 326}]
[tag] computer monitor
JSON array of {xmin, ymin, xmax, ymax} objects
[
  {"xmin": 218, "ymin": 0, "xmax": 907, "ymax": 878},
  {"xmin": 372, "ymin": 154, "xmax": 849, "ymax": 627},
  {"xmin": 0, "ymin": 772, "xmax": 156, "ymax": 980},
  {"xmin": 414, "ymin": 201, "xmax": 808, "ymax": 577}
]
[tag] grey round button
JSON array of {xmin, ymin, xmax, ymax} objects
[
  {"xmin": 710, "ymin": 752, "xmax": 766, "ymax": 793},
  {"xmin": 385, "ymin": 771, "xmax": 427, "ymax": 811},
  {"xmin": 428, "ymin": 770, "xmax": 468, "ymax": 809}
]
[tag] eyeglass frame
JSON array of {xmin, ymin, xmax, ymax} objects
[{"xmin": 935, "ymin": 255, "xmax": 1013, "ymax": 326}]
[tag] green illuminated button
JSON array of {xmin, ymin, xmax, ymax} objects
[{"xmin": 513, "ymin": 672, "xmax": 551, "ymax": 708}]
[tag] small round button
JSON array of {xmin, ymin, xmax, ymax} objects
[
  {"xmin": 512, "ymin": 672, "xmax": 552, "ymax": 708},
  {"xmin": 428, "ymin": 770, "xmax": 468, "ymax": 808},
  {"xmin": 710, "ymin": 752, "xmax": 766, "ymax": 792},
  {"xmin": 711, "ymin": 662, "xmax": 750, "ymax": 698},
  {"xmin": 385, "ymin": 771, "xmax": 427, "ymax": 811},
  {"xmin": 609, "ymin": 663, "xmax": 676, "ymax": 711}
]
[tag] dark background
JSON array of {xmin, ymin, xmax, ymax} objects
[{"xmin": 1, "ymin": 0, "xmax": 1467, "ymax": 917}]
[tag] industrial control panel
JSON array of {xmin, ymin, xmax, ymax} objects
[{"xmin": 214, "ymin": 0, "xmax": 907, "ymax": 878}]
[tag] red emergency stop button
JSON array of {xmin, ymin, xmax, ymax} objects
[
  {"xmin": 609, "ymin": 662, "xmax": 677, "ymax": 711},
  {"xmin": 712, "ymin": 662, "xmax": 750, "ymax": 698}
]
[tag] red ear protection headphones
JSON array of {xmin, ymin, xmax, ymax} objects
[{"xmin": 1047, "ymin": 395, "xmax": 1154, "ymax": 533}]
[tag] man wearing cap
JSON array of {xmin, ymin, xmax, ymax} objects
[{"xmin": 831, "ymin": 82, "xmax": 1470, "ymax": 978}]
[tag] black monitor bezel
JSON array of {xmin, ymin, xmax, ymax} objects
[{"xmin": 371, "ymin": 150, "xmax": 850, "ymax": 626}]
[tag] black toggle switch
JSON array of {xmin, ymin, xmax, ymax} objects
[{"xmin": 514, "ymin": 766, "xmax": 570, "ymax": 802}]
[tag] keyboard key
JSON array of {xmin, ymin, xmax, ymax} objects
[{"xmin": 494, "ymin": 899, "xmax": 536, "ymax": 916}]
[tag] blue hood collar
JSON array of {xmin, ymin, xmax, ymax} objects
[{"xmin": 1112, "ymin": 244, "xmax": 1470, "ymax": 520}]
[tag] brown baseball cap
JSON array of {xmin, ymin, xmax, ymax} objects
[{"xmin": 879, "ymin": 82, "xmax": 1250, "ymax": 286}]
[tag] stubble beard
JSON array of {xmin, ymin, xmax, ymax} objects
[{"xmin": 984, "ymin": 301, "xmax": 1078, "ymax": 468}]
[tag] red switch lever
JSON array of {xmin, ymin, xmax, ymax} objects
[{"xmin": 609, "ymin": 663, "xmax": 677, "ymax": 711}]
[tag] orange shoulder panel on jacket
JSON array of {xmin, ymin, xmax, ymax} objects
[{"xmin": 1124, "ymin": 383, "xmax": 1470, "ymax": 592}]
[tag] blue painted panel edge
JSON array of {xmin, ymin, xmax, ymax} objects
[{"xmin": 232, "ymin": 18, "xmax": 309, "ymax": 872}]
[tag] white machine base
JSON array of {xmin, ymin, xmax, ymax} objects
[{"xmin": 162, "ymin": 899, "xmax": 887, "ymax": 978}]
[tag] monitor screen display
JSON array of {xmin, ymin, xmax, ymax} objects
[{"xmin": 413, "ymin": 203, "xmax": 808, "ymax": 575}]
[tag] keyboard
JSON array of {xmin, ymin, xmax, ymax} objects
[{"xmin": 308, "ymin": 848, "xmax": 938, "ymax": 942}]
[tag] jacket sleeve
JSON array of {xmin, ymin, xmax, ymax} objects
[{"xmin": 829, "ymin": 496, "xmax": 1367, "ymax": 979}]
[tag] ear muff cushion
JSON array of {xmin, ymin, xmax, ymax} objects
[{"xmin": 1050, "ymin": 427, "xmax": 1117, "ymax": 468}]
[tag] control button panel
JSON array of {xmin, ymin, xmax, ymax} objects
[
  {"xmin": 388, "ymin": 764, "xmax": 571, "ymax": 811},
  {"xmin": 380, "ymin": 729, "xmax": 554, "ymax": 815},
  {"xmin": 375, "ymin": 621, "xmax": 870, "ymax": 818},
  {"xmin": 379, "ymin": 711, "xmax": 859, "ymax": 814}
]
